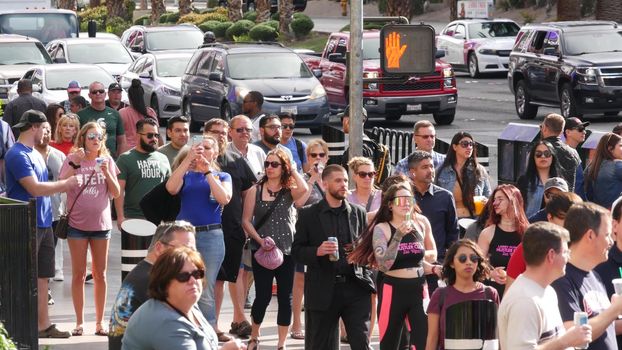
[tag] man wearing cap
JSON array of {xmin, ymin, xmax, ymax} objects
[
  {"xmin": 528, "ymin": 177, "xmax": 569, "ymax": 223},
  {"xmin": 60, "ymin": 80, "xmax": 83, "ymax": 113},
  {"xmin": 5, "ymin": 110, "xmax": 78, "ymax": 338},
  {"xmin": 105, "ymin": 82, "xmax": 127, "ymax": 111},
  {"xmin": 394, "ymin": 120, "xmax": 446, "ymax": 174},
  {"xmin": 4, "ymin": 79, "xmax": 47, "ymax": 138},
  {"xmin": 563, "ymin": 117, "xmax": 589, "ymax": 200},
  {"xmin": 78, "ymin": 81, "xmax": 127, "ymax": 158},
  {"xmin": 540, "ymin": 113, "xmax": 581, "ymax": 192}
]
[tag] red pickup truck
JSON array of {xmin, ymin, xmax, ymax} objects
[{"xmin": 301, "ymin": 30, "xmax": 458, "ymax": 125}]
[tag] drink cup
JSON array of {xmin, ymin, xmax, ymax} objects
[
  {"xmin": 95, "ymin": 157, "xmax": 104, "ymax": 172},
  {"xmin": 573, "ymin": 311, "xmax": 589, "ymax": 349},
  {"xmin": 474, "ymin": 196, "xmax": 487, "ymax": 216},
  {"xmin": 613, "ymin": 278, "xmax": 622, "ymax": 295},
  {"xmin": 327, "ymin": 236, "xmax": 339, "ymax": 262}
]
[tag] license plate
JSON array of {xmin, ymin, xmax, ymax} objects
[
  {"xmin": 281, "ymin": 105, "xmax": 298, "ymax": 114},
  {"xmin": 406, "ymin": 104, "xmax": 422, "ymax": 112}
]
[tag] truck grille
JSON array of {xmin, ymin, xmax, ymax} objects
[
  {"xmin": 603, "ymin": 78, "xmax": 622, "ymax": 87},
  {"xmin": 382, "ymin": 81, "xmax": 442, "ymax": 91},
  {"xmin": 599, "ymin": 66, "xmax": 622, "ymax": 87}
]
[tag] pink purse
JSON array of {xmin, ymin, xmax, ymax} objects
[{"xmin": 254, "ymin": 237, "xmax": 283, "ymax": 270}]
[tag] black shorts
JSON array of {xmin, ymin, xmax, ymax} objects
[
  {"xmin": 36, "ymin": 227, "xmax": 55, "ymax": 278},
  {"xmin": 217, "ymin": 230, "xmax": 245, "ymax": 282}
]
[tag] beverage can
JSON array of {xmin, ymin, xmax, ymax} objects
[
  {"xmin": 95, "ymin": 157, "xmax": 104, "ymax": 173},
  {"xmin": 327, "ymin": 236, "xmax": 339, "ymax": 262},
  {"xmin": 573, "ymin": 311, "xmax": 589, "ymax": 349}
]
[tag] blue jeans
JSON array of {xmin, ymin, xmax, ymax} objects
[{"xmin": 196, "ymin": 228, "xmax": 225, "ymax": 327}]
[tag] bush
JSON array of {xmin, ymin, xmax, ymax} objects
[
  {"xmin": 0, "ymin": 322, "xmax": 17, "ymax": 350},
  {"xmin": 78, "ymin": 5, "xmax": 107, "ymax": 31},
  {"xmin": 106, "ymin": 17, "xmax": 132, "ymax": 36},
  {"xmin": 520, "ymin": 10, "xmax": 535, "ymax": 23},
  {"xmin": 292, "ymin": 12, "xmax": 307, "ymax": 20},
  {"xmin": 134, "ymin": 14, "xmax": 151, "ymax": 25},
  {"xmin": 249, "ymin": 24, "xmax": 278, "ymax": 41},
  {"xmin": 340, "ymin": 22, "xmax": 383, "ymax": 31},
  {"xmin": 225, "ymin": 19, "xmax": 255, "ymax": 39},
  {"xmin": 290, "ymin": 14, "xmax": 313, "ymax": 39},
  {"xmin": 271, "ymin": 12, "xmax": 279, "ymax": 20},
  {"xmin": 159, "ymin": 12, "xmax": 173, "ymax": 23},
  {"xmin": 243, "ymin": 10, "xmax": 258, "ymax": 21},
  {"xmin": 233, "ymin": 34, "xmax": 252, "ymax": 42},
  {"xmin": 202, "ymin": 12, "xmax": 229, "ymax": 22},
  {"xmin": 199, "ymin": 20, "xmax": 222, "ymax": 32},
  {"xmin": 179, "ymin": 12, "xmax": 228, "ymax": 24},
  {"xmin": 207, "ymin": 0, "xmax": 220, "ymax": 8},
  {"xmin": 214, "ymin": 21, "xmax": 233, "ymax": 38},
  {"xmin": 265, "ymin": 20, "xmax": 279, "ymax": 30}
]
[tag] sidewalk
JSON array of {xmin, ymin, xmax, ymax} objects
[{"xmin": 39, "ymin": 223, "xmax": 380, "ymax": 349}]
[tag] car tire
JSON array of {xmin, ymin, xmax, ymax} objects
[
  {"xmin": 433, "ymin": 110, "xmax": 455, "ymax": 125},
  {"xmin": 386, "ymin": 113, "xmax": 401, "ymax": 121},
  {"xmin": 220, "ymin": 101, "xmax": 232, "ymax": 121},
  {"xmin": 468, "ymin": 53, "xmax": 480, "ymax": 78},
  {"xmin": 560, "ymin": 83, "xmax": 582, "ymax": 119},
  {"xmin": 515, "ymin": 80, "xmax": 538, "ymax": 120},
  {"xmin": 184, "ymin": 100, "xmax": 201, "ymax": 132}
]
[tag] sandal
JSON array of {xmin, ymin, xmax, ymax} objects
[
  {"xmin": 95, "ymin": 323, "xmax": 108, "ymax": 336},
  {"xmin": 71, "ymin": 326, "xmax": 83, "ymax": 336},
  {"xmin": 216, "ymin": 331, "xmax": 231, "ymax": 342},
  {"xmin": 248, "ymin": 338, "xmax": 260, "ymax": 350},
  {"xmin": 230, "ymin": 320, "xmax": 252, "ymax": 338},
  {"xmin": 290, "ymin": 330, "xmax": 305, "ymax": 339}
]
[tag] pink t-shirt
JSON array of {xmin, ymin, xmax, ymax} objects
[
  {"xmin": 61, "ymin": 156, "xmax": 120, "ymax": 231},
  {"xmin": 119, "ymin": 106, "xmax": 158, "ymax": 150}
]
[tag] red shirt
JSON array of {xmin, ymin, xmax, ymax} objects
[
  {"xmin": 50, "ymin": 141, "xmax": 74, "ymax": 156},
  {"xmin": 506, "ymin": 243, "xmax": 526, "ymax": 279}
]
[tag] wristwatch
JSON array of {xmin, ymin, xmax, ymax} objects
[{"xmin": 68, "ymin": 161, "xmax": 81, "ymax": 169}]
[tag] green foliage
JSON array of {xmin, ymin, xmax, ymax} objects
[
  {"xmin": 207, "ymin": 0, "xmax": 220, "ymax": 9},
  {"xmin": 377, "ymin": 0, "xmax": 387, "ymax": 14},
  {"xmin": 265, "ymin": 20, "xmax": 279, "ymax": 30},
  {"xmin": 159, "ymin": 12, "xmax": 174, "ymax": 23},
  {"xmin": 581, "ymin": 0, "xmax": 596, "ymax": 16},
  {"xmin": 496, "ymin": 0, "xmax": 511, "ymax": 11},
  {"xmin": 179, "ymin": 12, "xmax": 228, "ymax": 25},
  {"xmin": 0, "ymin": 322, "xmax": 17, "ymax": 350},
  {"xmin": 520, "ymin": 10, "xmax": 535, "ymax": 23},
  {"xmin": 243, "ymin": 10, "xmax": 258, "ymax": 21},
  {"xmin": 249, "ymin": 24, "xmax": 278, "ymax": 41},
  {"xmin": 214, "ymin": 21, "xmax": 233, "ymax": 38},
  {"xmin": 292, "ymin": 12, "xmax": 307, "ymax": 20},
  {"xmin": 124, "ymin": 0, "xmax": 136, "ymax": 20},
  {"xmin": 78, "ymin": 5, "xmax": 107, "ymax": 31},
  {"xmin": 271, "ymin": 12, "xmax": 280, "ymax": 20},
  {"xmin": 290, "ymin": 13, "xmax": 313, "ymax": 39},
  {"xmin": 106, "ymin": 17, "xmax": 132, "ymax": 36},
  {"xmin": 134, "ymin": 14, "xmax": 151, "ymax": 25},
  {"xmin": 340, "ymin": 22, "xmax": 384, "ymax": 31},
  {"xmin": 225, "ymin": 19, "xmax": 255, "ymax": 39},
  {"xmin": 199, "ymin": 20, "xmax": 222, "ymax": 32},
  {"xmin": 233, "ymin": 34, "xmax": 252, "ymax": 42}
]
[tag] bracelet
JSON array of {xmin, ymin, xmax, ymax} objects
[
  {"xmin": 68, "ymin": 161, "xmax": 81, "ymax": 169},
  {"xmin": 204, "ymin": 171, "xmax": 212, "ymax": 176}
]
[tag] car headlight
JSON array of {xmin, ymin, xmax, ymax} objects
[
  {"xmin": 576, "ymin": 67, "xmax": 598, "ymax": 85},
  {"xmin": 363, "ymin": 71, "xmax": 379, "ymax": 90},
  {"xmin": 235, "ymin": 87, "xmax": 250, "ymax": 100},
  {"xmin": 478, "ymin": 48, "xmax": 497, "ymax": 55},
  {"xmin": 443, "ymin": 67, "xmax": 454, "ymax": 78},
  {"xmin": 309, "ymin": 84, "xmax": 326, "ymax": 100},
  {"xmin": 159, "ymin": 85, "xmax": 180, "ymax": 97}
]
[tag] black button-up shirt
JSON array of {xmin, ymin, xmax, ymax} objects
[{"xmin": 322, "ymin": 201, "xmax": 353, "ymax": 275}]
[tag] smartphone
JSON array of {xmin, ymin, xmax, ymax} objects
[{"xmin": 192, "ymin": 135, "xmax": 203, "ymax": 146}]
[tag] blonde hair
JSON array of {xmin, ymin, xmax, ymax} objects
[
  {"xmin": 171, "ymin": 136, "xmax": 221, "ymax": 172},
  {"xmin": 347, "ymin": 156, "xmax": 374, "ymax": 173},
  {"xmin": 306, "ymin": 139, "xmax": 328, "ymax": 156},
  {"xmin": 54, "ymin": 114, "xmax": 80, "ymax": 144}
]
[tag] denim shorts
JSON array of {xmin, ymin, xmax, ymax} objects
[{"xmin": 67, "ymin": 226, "xmax": 111, "ymax": 240}]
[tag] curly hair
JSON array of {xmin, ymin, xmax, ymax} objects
[
  {"xmin": 259, "ymin": 148, "xmax": 295, "ymax": 188},
  {"xmin": 442, "ymin": 239, "xmax": 491, "ymax": 285}
]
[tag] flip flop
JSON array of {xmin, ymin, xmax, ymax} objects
[
  {"xmin": 95, "ymin": 328, "xmax": 108, "ymax": 336},
  {"xmin": 290, "ymin": 330, "xmax": 305, "ymax": 339},
  {"xmin": 71, "ymin": 327, "xmax": 83, "ymax": 336}
]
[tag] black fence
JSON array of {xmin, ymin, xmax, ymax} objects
[{"xmin": 0, "ymin": 198, "xmax": 38, "ymax": 349}]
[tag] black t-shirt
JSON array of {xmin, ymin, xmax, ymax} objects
[
  {"xmin": 218, "ymin": 148, "xmax": 255, "ymax": 241},
  {"xmin": 108, "ymin": 260, "xmax": 152, "ymax": 350},
  {"xmin": 551, "ymin": 263, "xmax": 617, "ymax": 350}
]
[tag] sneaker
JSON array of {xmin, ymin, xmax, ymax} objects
[
  {"xmin": 53, "ymin": 269, "xmax": 64, "ymax": 282},
  {"xmin": 38, "ymin": 324, "xmax": 71, "ymax": 338},
  {"xmin": 48, "ymin": 290, "xmax": 54, "ymax": 305}
]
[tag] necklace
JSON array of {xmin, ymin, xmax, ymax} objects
[{"xmin": 266, "ymin": 186, "xmax": 281, "ymax": 198}]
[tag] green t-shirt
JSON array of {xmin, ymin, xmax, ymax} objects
[
  {"xmin": 116, "ymin": 149, "xmax": 171, "ymax": 218},
  {"xmin": 78, "ymin": 106, "xmax": 125, "ymax": 156},
  {"xmin": 157, "ymin": 142, "xmax": 182, "ymax": 167}
]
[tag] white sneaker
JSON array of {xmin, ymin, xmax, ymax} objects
[{"xmin": 53, "ymin": 269, "xmax": 64, "ymax": 282}]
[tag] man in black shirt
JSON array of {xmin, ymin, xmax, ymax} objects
[
  {"xmin": 292, "ymin": 164, "xmax": 375, "ymax": 350},
  {"xmin": 4, "ymin": 79, "xmax": 47, "ymax": 138},
  {"xmin": 540, "ymin": 113, "xmax": 581, "ymax": 192}
]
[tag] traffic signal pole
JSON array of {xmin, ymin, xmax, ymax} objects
[{"xmin": 347, "ymin": 0, "xmax": 364, "ymax": 162}]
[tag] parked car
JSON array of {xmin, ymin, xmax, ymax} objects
[
  {"xmin": 46, "ymin": 37, "xmax": 134, "ymax": 80},
  {"xmin": 181, "ymin": 42, "xmax": 329, "ymax": 133},
  {"xmin": 120, "ymin": 51, "xmax": 193, "ymax": 121},
  {"xmin": 78, "ymin": 32, "xmax": 120, "ymax": 40},
  {"xmin": 7, "ymin": 63, "xmax": 126, "ymax": 105},
  {"xmin": 0, "ymin": 34, "xmax": 52, "ymax": 106},
  {"xmin": 217, "ymin": 0, "xmax": 307, "ymax": 13},
  {"xmin": 120, "ymin": 24, "xmax": 203, "ymax": 57},
  {"xmin": 301, "ymin": 30, "xmax": 458, "ymax": 125},
  {"xmin": 436, "ymin": 19, "xmax": 520, "ymax": 78},
  {"xmin": 508, "ymin": 21, "xmax": 622, "ymax": 119}
]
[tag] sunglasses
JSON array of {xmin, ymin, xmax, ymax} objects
[
  {"xmin": 357, "ymin": 171, "xmax": 376, "ymax": 178},
  {"xmin": 86, "ymin": 132, "xmax": 104, "ymax": 141},
  {"xmin": 282, "ymin": 124, "xmax": 295, "ymax": 130},
  {"xmin": 90, "ymin": 89, "xmax": 105, "ymax": 95},
  {"xmin": 309, "ymin": 152, "xmax": 326, "ymax": 158},
  {"xmin": 415, "ymin": 134, "xmax": 435, "ymax": 139},
  {"xmin": 391, "ymin": 196, "xmax": 414, "ymax": 206},
  {"xmin": 235, "ymin": 127, "xmax": 252, "ymax": 134},
  {"xmin": 175, "ymin": 269, "xmax": 205, "ymax": 283},
  {"xmin": 459, "ymin": 140, "xmax": 474, "ymax": 148},
  {"xmin": 264, "ymin": 161, "xmax": 282, "ymax": 168},
  {"xmin": 139, "ymin": 132, "xmax": 160, "ymax": 139},
  {"xmin": 457, "ymin": 254, "xmax": 480, "ymax": 264},
  {"xmin": 573, "ymin": 127, "xmax": 586, "ymax": 132},
  {"xmin": 535, "ymin": 150, "xmax": 552, "ymax": 158}
]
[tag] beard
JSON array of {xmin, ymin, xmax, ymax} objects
[
  {"xmin": 140, "ymin": 138, "xmax": 157, "ymax": 153},
  {"xmin": 328, "ymin": 187, "xmax": 346, "ymax": 200},
  {"xmin": 264, "ymin": 134, "xmax": 280, "ymax": 145}
]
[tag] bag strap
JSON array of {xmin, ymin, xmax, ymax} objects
[
  {"xmin": 294, "ymin": 138, "xmax": 304, "ymax": 165},
  {"xmin": 253, "ymin": 185, "xmax": 285, "ymax": 231},
  {"xmin": 66, "ymin": 170, "xmax": 97, "ymax": 216},
  {"xmin": 365, "ymin": 190, "xmax": 376, "ymax": 212}
]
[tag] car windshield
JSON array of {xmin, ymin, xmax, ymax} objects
[
  {"xmin": 563, "ymin": 30, "xmax": 622, "ymax": 55},
  {"xmin": 67, "ymin": 42, "xmax": 133, "ymax": 64},
  {"xmin": 363, "ymin": 38, "xmax": 380, "ymax": 60},
  {"xmin": 46, "ymin": 68, "xmax": 114, "ymax": 90},
  {"xmin": 0, "ymin": 42, "xmax": 52, "ymax": 65},
  {"xmin": 156, "ymin": 56, "xmax": 192, "ymax": 77},
  {"xmin": 145, "ymin": 30, "xmax": 203, "ymax": 51},
  {"xmin": 0, "ymin": 13, "xmax": 78, "ymax": 44},
  {"xmin": 228, "ymin": 52, "xmax": 313, "ymax": 79},
  {"xmin": 468, "ymin": 21, "xmax": 520, "ymax": 38}
]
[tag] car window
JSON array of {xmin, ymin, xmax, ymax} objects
[
  {"xmin": 228, "ymin": 52, "xmax": 313, "ymax": 79},
  {"xmin": 145, "ymin": 30, "xmax": 203, "ymax": 51},
  {"xmin": 32, "ymin": 69, "xmax": 43, "ymax": 87},
  {"xmin": 325, "ymin": 38, "xmax": 338, "ymax": 54},
  {"xmin": 0, "ymin": 42, "xmax": 52, "ymax": 65},
  {"xmin": 335, "ymin": 38, "xmax": 347, "ymax": 55},
  {"xmin": 513, "ymin": 29, "xmax": 532, "ymax": 52},
  {"xmin": 362, "ymin": 38, "xmax": 380, "ymax": 59},
  {"xmin": 185, "ymin": 50, "xmax": 204, "ymax": 75},
  {"xmin": 197, "ymin": 51, "xmax": 214, "ymax": 77},
  {"xmin": 468, "ymin": 21, "xmax": 520, "ymax": 39},
  {"xmin": 67, "ymin": 41, "xmax": 133, "ymax": 64},
  {"xmin": 130, "ymin": 56, "xmax": 147, "ymax": 73},
  {"xmin": 563, "ymin": 30, "xmax": 622, "ymax": 55},
  {"xmin": 211, "ymin": 53, "xmax": 224, "ymax": 74},
  {"xmin": 542, "ymin": 31, "xmax": 560, "ymax": 56},
  {"xmin": 55, "ymin": 44, "xmax": 65, "ymax": 60},
  {"xmin": 528, "ymin": 30, "xmax": 548, "ymax": 54},
  {"xmin": 22, "ymin": 69, "xmax": 34, "ymax": 80},
  {"xmin": 46, "ymin": 68, "xmax": 114, "ymax": 90},
  {"xmin": 156, "ymin": 55, "xmax": 192, "ymax": 77},
  {"xmin": 443, "ymin": 24, "xmax": 457, "ymax": 36},
  {"xmin": 455, "ymin": 24, "xmax": 466, "ymax": 38},
  {"xmin": 142, "ymin": 56, "xmax": 154, "ymax": 74}
]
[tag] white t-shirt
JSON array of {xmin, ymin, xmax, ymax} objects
[
  {"xmin": 498, "ymin": 274, "xmax": 568, "ymax": 350},
  {"xmin": 226, "ymin": 142, "xmax": 266, "ymax": 181}
]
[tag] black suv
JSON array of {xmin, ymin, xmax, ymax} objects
[
  {"xmin": 120, "ymin": 24, "xmax": 203, "ymax": 56},
  {"xmin": 508, "ymin": 21, "xmax": 622, "ymax": 119}
]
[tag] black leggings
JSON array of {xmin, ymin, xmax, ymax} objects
[
  {"xmin": 250, "ymin": 253, "xmax": 295, "ymax": 326},
  {"xmin": 377, "ymin": 275, "xmax": 428, "ymax": 350}
]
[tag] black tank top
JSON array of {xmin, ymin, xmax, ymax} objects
[
  {"xmin": 388, "ymin": 224, "xmax": 425, "ymax": 271},
  {"xmin": 488, "ymin": 225, "xmax": 521, "ymax": 268}
]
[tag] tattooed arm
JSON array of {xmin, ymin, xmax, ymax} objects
[{"xmin": 373, "ymin": 223, "xmax": 403, "ymax": 273}]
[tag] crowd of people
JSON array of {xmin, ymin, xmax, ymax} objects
[{"xmin": 5, "ymin": 76, "xmax": 622, "ymax": 350}]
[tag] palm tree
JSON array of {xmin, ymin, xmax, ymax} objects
[
  {"xmin": 449, "ymin": 0, "xmax": 456, "ymax": 21},
  {"xmin": 179, "ymin": 0, "xmax": 192, "ymax": 15},
  {"xmin": 557, "ymin": 0, "xmax": 580, "ymax": 20},
  {"xmin": 57, "ymin": 0, "xmax": 76, "ymax": 10},
  {"xmin": 596, "ymin": 0, "xmax": 622, "ymax": 22},
  {"xmin": 139, "ymin": 0, "xmax": 148, "ymax": 10},
  {"xmin": 90, "ymin": 0, "xmax": 101, "ymax": 6},
  {"xmin": 386, "ymin": 0, "xmax": 411, "ymax": 17},
  {"xmin": 228, "ymin": 0, "xmax": 243, "ymax": 22},
  {"xmin": 151, "ymin": 0, "xmax": 166, "ymax": 23},
  {"xmin": 107, "ymin": 0, "xmax": 126, "ymax": 19},
  {"xmin": 256, "ymin": 0, "xmax": 271, "ymax": 22},
  {"xmin": 278, "ymin": 0, "xmax": 293, "ymax": 38}
]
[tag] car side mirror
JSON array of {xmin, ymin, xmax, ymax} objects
[
  {"xmin": 130, "ymin": 46, "xmax": 142, "ymax": 53},
  {"xmin": 32, "ymin": 84, "xmax": 42, "ymax": 92},
  {"xmin": 208, "ymin": 72, "xmax": 224, "ymax": 82},
  {"xmin": 312, "ymin": 68, "xmax": 322, "ymax": 78},
  {"xmin": 543, "ymin": 47, "xmax": 559, "ymax": 57},
  {"xmin": 52, "ymin": 57, "xmax": 66, "ymax": 63},
  {"xmin": 328, "ymin": 53, "xmax": 346, "ymax": 64},
  {"xmin": 139, "ymin": 70, "xmax": 152, "ymax": 79},
  {"xmin": 435, "ymin": 49, "xmax": 446, "ymax": 59}
]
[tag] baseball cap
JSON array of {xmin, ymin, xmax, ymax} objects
[
  {"xmin": 544, "ymin": 177, "xmax": 569, "ymax": 193},
  {"xmin": 67, "ymin": 80, "xmax": 81, "ymax": 93},
  {"xmin": 12, "ymin": 109, "xmax": 47, "ymax": 129},
  {"xmin": 108, "ymin": 82, "xmax": 122, "ymax": 91},
  {"xmin": 564, "ymin": 117, "xmax": 590, "ymax": 131},
  {"xmin": 339, "ymin": 105, "xmax": 368, "ymax": 121}
]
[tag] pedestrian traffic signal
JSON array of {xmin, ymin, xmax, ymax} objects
[{"xmin": 380, "ymin": 24, "xmax": 436, "ymax": 75}]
